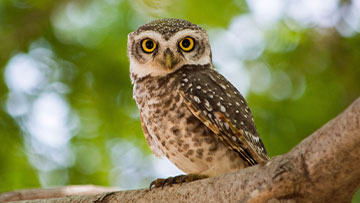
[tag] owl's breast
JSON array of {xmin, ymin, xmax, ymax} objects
[
  {"xmin": 133, "ymin": 76, "xmax": 186, "ymax": 142},
  {"xmin": 133, "ymin": 76, "xmax": 181, "ymax": 151},
  {"xmin": 133, "ymin": 76, "xmax": 219, "ymax": 174}
]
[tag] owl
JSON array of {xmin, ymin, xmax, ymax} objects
[{"xmin": 127, "ymin": 18, "xmax": 269, "ymax": 188}]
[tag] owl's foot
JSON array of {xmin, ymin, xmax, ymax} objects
[{"xmin": 149, "ymin": 174, "xmax": 208, "ymax": 190}]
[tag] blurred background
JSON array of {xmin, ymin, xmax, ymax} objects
[{"xmin": 0, "ymin": 0, "xmax": 360, "ymax": 201}]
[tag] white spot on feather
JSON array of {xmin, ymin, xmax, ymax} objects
[
  {"xmin": 204, "ymin": 99, "xmax": 213, "ymax": 111},
  {"xmin": 193, "ymin": 96, "xmax": 201, "ymax": 103},
  {"xmin": 220, "ymin": 84, "xmax": 227, "ymax": 90},
  {"xmin": 224, "ymin": 122, "xmax": 229, "ymax": 130},
  {"xmin": 220, "ymin": 105, "xmax": 226, "ymax": 113},
  {"xmin": 202, "ymin": 110, "xmax": 208, "ymax": 116}
]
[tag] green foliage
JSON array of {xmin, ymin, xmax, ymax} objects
[
  {"xmin": 0, "ymin": 0, "xmax": 359, "ymax": 201},
  {"xmin": 0, "ymin": 110, "xmax": 39, "ymax": 191}
]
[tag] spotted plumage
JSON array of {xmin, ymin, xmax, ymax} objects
[
  {"xmin": 128, "ymin": 18, "xmax": 269, "ymax": 184},
  {"xmin": 132, "ymin": 18, "xmax": 204, "ymax": 40}
]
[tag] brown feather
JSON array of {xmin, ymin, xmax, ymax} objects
[{"xmin": 178, "ymin": 65, "xmax": 269, "ymax": 164}]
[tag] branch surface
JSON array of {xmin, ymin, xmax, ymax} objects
[
  {"xmin": 0, "ymin": 185, "xmax": 117, "ymax": 202},
  {"xmin": 2, "ymin": 98, "xmax": 360, "ymax": 203}
]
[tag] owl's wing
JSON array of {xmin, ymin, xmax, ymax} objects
[
  {"xmin": 140, "ymin": 112, "xmax": 163, "ymax": 157},
  {"xmin": 178, "ymin": 67, "xmax": 269, "ymax": 165}
]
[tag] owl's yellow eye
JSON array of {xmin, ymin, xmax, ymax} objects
[
  {"xmin": 141, "ymin": 39, "xmax": 157, "ymax": 53},
  {"xmin": 179, "ymin": 37, "xmax": 195, "ymax": 52}
]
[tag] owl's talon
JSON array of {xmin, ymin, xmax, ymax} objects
[
  {"xmin": 168, "ymin": 176, "xmax": 178, "ymax": 186},
  {"xmin": 149, "ymin": 174, "xmax": 207, "ymax": 189},
  {"xmin": 179, "ymin": 175, "xmax": 187, "ymax": 186},
  {"xmin": 149, "ymin": 178, "xmax": 164, "ymax": 190},
  {"xmin": 149, "ymin": 180, "xmax": 155, "ymax": 190},
  {"xmin": 180, "ymin": 174, "xmax": 207, "ymax": 185},
  {"xmin": 161, "ymin": 178, "xmax": 169, "ymax": 189}
]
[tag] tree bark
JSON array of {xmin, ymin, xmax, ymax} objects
[
  {"xmin": 0, "ymin": 185, "xmax": 117, "ymax": 202},
  {"xmin": 1, "ymin": 98, "xmax": 360, "ymax": 203}
]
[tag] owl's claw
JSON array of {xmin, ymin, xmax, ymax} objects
[
  {"xmin": 161, "ymin": 177, "xmax": 169, "ymax": 189},
  {"xmin": 149, "ymin": 181, "xmax": 155, "ymax": 190},
  {"xmin": 179, "ymin": 175, "xmax": 187, "ymax": 186},
  {"xmin": 168, "ymin": 176, "xmax": 178, "ymax": 186},
  {"xmin": 149, "ymin": 174, "xmax": 207, "ymax": 190}
]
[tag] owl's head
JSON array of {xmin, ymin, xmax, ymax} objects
[{"xmin": 128, "ymin": 18, "xmax": 212, "ymax": 78}]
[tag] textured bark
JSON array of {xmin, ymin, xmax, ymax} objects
[
  {"xmin": 0, "ymin": 185, "xmax": 117, "ymax": 202},
  {"xmin": 1, "ymin": 98, "xmax": 360, "ymax": 203}
]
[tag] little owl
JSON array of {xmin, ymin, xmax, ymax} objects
[{"xmin": 127, "ymin": 18, "xmax": 269, "ymax": 188}]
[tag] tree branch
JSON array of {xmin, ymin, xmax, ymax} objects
[
  {"xmin": 2, "ymin": 98, "xmax": 360, "ymax": 203},
  {"xmin": 0, "ymin": 185, "xmax": 117, "ymax": 202}
]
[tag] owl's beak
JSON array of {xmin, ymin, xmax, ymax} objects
[
  {"xmin": 165, "ymin": 54, "xmax": 173, "ymax": 71},
  {"xmin": 163, "ymin": 48, "xmax": 177, "ymax": 71}
]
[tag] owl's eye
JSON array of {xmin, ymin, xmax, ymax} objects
[
  {"xmin": 141, "ymin": 39, "xmax": 157, "ymax": 53},
  {"xmin": 179, "ymin": 37, "xmax": 195, "ymax": 52}
]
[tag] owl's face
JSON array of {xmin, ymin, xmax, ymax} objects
[{"xmin": 128, "ymin": 19, "xmax": 212, "ymax": 78}]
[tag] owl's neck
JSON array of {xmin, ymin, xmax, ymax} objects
[{"xmin": 132, "ymin": 63, "xmax": 213, "ymax": 106}]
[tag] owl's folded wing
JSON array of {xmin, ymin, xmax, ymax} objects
[{"xmin": 178, "ymin": 67, "xmax": 269, "ymax": 165}]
